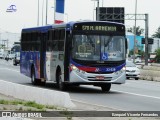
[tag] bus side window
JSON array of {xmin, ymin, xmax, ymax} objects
[
  {"xmin": 47, "ymin": 30, "xmax": 52, "ymax": 51},
  {"xmin": 26, "ymin": 32, "xmax": 31, "ymax": 51},
  {"xmin": 21, "ymin": 33, "xmax": 26, "ymax": 51},
  {"xmin": 58, "ymin": 29, "xmax": 65, "ymax": 51},
  {"xmin": 31, "ymin": 32, "xmax": 35, "ymax": 51},
  {"xmin": 34, "ymin": 32, "xmax": 39, "ymax": 51},
  {"xmin": 52, "ymin": 30, "xmax": 58, "ymax": 51}
]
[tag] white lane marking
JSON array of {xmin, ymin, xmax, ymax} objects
[
  {"xmin": 0, "ymin": 68, "xmax": 19, "ymax": 73},
  {"xmin": 112, "ymin": 89, "xmax": 160, "ymax": 100}
]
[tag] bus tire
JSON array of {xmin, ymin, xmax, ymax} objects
[
  {"xmin": 31, "ymin": 67, "xmax": 38, "ymax": 85},
  {"xmin": 101, "ymin": 83, "xmax": 111, "ymax": 93},
  {"xmin": 14, "ymin": 61, "xmax": 17, "ymax": 66},
  {"xmin": 57, "ymin": 70, "xmax": 66, "ymax": 91},
  {"xmin": 135, "ymin": 78, "xmax": 139, "ymax": 80},
  {"xmin": 13, "ymin": 60, "xmax": 16, "ymax": 66},
  {"xmin": 40, "ymin": 81, "xmax": 46, "ymax": 86}
]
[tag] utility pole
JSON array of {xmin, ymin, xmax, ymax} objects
[
  {"xmin": 97, "ymin": 0, "xmax": 100, "ymax": 21},
  {"xmin": 133, "ymin": 0, "xmax": 137, "ymax": 63},
  {"xmin": 145, "ymin": 14, "xmax": 149, "ymax": 65}
]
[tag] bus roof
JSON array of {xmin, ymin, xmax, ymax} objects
[
  {"xmin": 22, "ymin": 21, "xmax": 124, "ymax": 32},
  {"xmin": 66, "ymin": 20, "xmax": 124, "ymax": 26},
  {"xmin": 22, "ymin": 25, "xmax": 52, "ymax": 33}
]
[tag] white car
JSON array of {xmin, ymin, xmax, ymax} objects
[
  {"xmin": 126, "ymin": 61, "xmax": 140, "ymax": 80},
  {"xmin": 135, "ymin": 58, "xmax": 142, "ymax": 63},
  {"xmin": 13, "ymin": 52, "xmax": 20, "ymax": 66}
]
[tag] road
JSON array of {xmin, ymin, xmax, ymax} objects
[{"xmin": 0, "ymin": 59, "xmax": 160, "ymax": 111}]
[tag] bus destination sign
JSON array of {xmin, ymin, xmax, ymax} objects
[
  {"xmin": 82, "ymin": 25, "xmax": 117, "ymax": 32},
  {"xmin": 73, "ymin": 23, "xmax": 125, "ymax": 34}
]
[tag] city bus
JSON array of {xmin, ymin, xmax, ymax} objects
[{"xmin": 20, "ymin": 21, "xmax": 127, "ymax": 92}]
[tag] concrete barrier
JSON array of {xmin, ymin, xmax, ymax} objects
[
  {"xmin": 140, "ymin": 65, "xmax": 160, "ymax": 82},
  {"xmin": 0, "ymin": 79, "xmax": 75, "ymax": 108}
]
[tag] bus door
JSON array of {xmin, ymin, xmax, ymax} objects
[
  {"xmin": 40, "ymin": 33, "xmax": 47, "ymax": 79},
  {"xmin": 64, "ymin": 30, "xmax": 71, "ymax": 82}
]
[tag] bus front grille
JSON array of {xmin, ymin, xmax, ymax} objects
[{"xmin": 87, "ymin": 77, "xmax": 112, "ymax": 81}]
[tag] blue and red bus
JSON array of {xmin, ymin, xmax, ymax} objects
[{"xmin": 20, "ymin": 21, "xmax": 127, "ymax": 92}]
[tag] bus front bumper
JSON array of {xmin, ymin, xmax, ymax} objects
[{"xmin": 69, "ymin": 70, "xmax": 126, "ymax": 85}]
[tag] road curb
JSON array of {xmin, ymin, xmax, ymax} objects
[{"xmin": 0, "ymin": 79, "xmax": 75, "ymax": 108}]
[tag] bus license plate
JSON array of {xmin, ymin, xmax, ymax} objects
[{"xmin": 96, "ymin": 76, "xmax": 104, "ymax": 80}]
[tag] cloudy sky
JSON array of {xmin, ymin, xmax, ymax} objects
[{"xmin": 0, "ymin": 0, "xmax": 160, "ymax": 37}]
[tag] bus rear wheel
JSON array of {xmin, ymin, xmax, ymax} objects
[
  {"xmin": 31, "ymin": 68, "xmax": 38, "ymax": 85},
  {"xmin": 57, "ymin": 71, "xmax": 66, "ymax": 91},
  {"xmin": 101, "ymin": 83, "xmax": 111, "ymax": 93}
]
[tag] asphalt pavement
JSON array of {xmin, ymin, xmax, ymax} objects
[{"xmin": 0, "ymin": 93, "xmax": 160, "ymax": 120}]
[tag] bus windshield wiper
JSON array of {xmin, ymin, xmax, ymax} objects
[{"xmin": 104, "ymin": 36, "xmax": 113, "ymax": 47}]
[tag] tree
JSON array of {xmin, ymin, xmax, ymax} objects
[
  {"xmin": 138, "ymin": 50, "xmax": 145, "ymax": 59},
  {"xmin": 152, "ymin": 27, "xmax": 160, "ymax": 38},
  {"xmin": 128, "ymin": 49, "xmax": 134, "ymax": 57},
  {"xmin": 155, "ymin": 48, "xmax": 160, "ymax": 63},
  {"xmin": 127, "ymin": 26, "xmax": 144, "ymax": 36}
]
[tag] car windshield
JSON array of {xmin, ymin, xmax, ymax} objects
[
  {"xmin": 71, "ymin": 34, "xmax": 125, "ymax": 61},
  {"xmin": 126, "ymin": 61, "xmax": 136, "ymax": 67}
]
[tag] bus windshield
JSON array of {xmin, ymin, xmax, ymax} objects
[{"xmin": 72, "ymin": 34, "xmax": 125, "ymax": 61}]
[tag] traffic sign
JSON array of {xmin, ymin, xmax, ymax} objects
[{"xmin": 141, "ymin": 38, "xmax": 154, "ymax": 44}]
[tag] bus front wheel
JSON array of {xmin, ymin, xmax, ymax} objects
[{"xmin": 101, "ymin": 83, "xmax": 111, "ymax": 93}]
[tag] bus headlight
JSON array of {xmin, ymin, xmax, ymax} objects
[
  {"xmin": 114, "ymin": 67, "xmax": 126, "ymax": 75},
  {"xmin": 70, "ymin": 64, "xmax": 86, "ymax": 74},
  {"xmin": 120, "ymin": 67, "xmax": 126, "ymax": 73},
  {"xmin": 70, "ymin": 65, "xmax": 79, "ymax": 72},
  {"xmin": 71, "ymin": 65, "xmax": 77, "ymax": 70},
  {"xmin": 122, "ymin": 66, "xmax": 126, "ymax": 71}
]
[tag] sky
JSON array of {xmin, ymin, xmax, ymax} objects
[{"xmin": 0, "ymin": 0, "xmax": 160, "ymax": 37}]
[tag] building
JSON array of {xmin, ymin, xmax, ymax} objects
[
  {"xmin": 150, "ymin": 38, "xmax": 160, "ymax": 53},
  {"xmin": 126, "ymin": 32, "xmax": 144, "ymax": 55}
]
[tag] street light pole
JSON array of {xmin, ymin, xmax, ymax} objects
[
  {"xmin": 97, "ymin": 0, "xmax": 100, "ymax": 21},
  {"xmin": 42, "ymin": 0, "xmax": 45, "ymax": 25},
  {"xmin": 91, "ymin": 0, "xmax": 100, "ymax": 21},
  {"xmin": 37, "ymin": 0, "xmax": 39, "ymax": 26},
  {"xmin": 133, "ymin": 0, "xmax": 137, "ymax": 63},
  {"xmin": 45, "ymin": 0, "xmax": 48, "ymax": 25},
  {"xmin": 65, "ymin": 13, "xmax": 68, "ymax": 22},
  {"xmin": 102, "ymin": 0, "xmax": 104, "ymax": 7},
  {"xmin": 54, "ymin": 0, "xmax": 56, "ymax": 24},
  {"xmin": 93, "ymin": 1, "xmax": 95, "ymax": 21}
]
